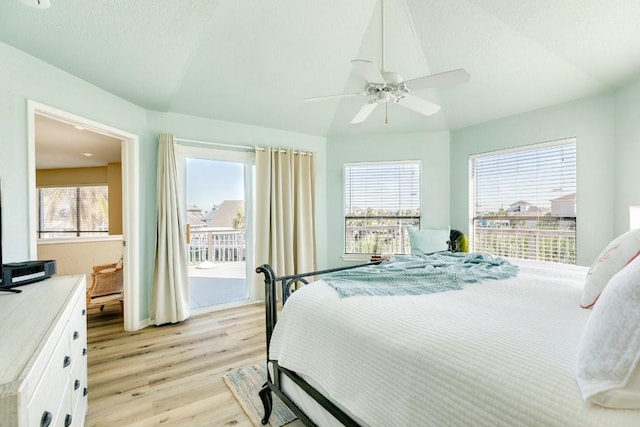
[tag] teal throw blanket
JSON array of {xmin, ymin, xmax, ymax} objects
[{"xmin": 324, "ymin": 252, "xmax": 519, "ymax": 298}]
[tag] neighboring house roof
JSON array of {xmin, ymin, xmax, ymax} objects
[
  {"xmin": 509, "ymin": 200, "xmax": 532, "ymax": 208},
  {"xmin": 187, "ymin": 211, "xmax": 206, "ymax": 227},
  {"xmin": 507, "ymin": 200, "xmax": 537, "ymax": 214},
  {"xmin": 203, "ymin": 208, "xmax": 219, "ymax": 222},
  {"xmin": 551, "ymin": 193, "xmax": 577, "ymax": 201},
  {"xmin": 507, "ymin": 201, "xmax": 558, "ymax": 215},
  {"xmin": 207, "ymin": 200, "xmax": 243, "ymax": 228}
]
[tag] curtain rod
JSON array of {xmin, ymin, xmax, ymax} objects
[
  {"xmin": 175, "ymin": 137, "xmax": 313, "ymax": 156},
  {"xmin": 254, "ymin": 146, "xmax": 314, "ymax": 156},
  {"xmin": 175, "ymin": 137, "xmax": 254, "ymax": 152}
]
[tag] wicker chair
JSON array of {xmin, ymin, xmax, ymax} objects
[{"xmin": 87, "ymin": 258, "xmax": 124, "ymax": 312}]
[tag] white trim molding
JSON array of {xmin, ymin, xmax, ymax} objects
[{"xmin": 26, "ymin": 100, "xmax": 142, "ymax": 331}]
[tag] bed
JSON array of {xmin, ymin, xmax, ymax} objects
[{"xmin": 255, "ymin": 252, "xmax": 640, "ymax": 426}]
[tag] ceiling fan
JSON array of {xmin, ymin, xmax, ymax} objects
[{"xmin": 304, "ymin": 0, "xmax": 470, "ymax": 124}]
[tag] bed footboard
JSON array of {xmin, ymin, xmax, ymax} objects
[
  {"xmin": 255, "ymin": 261, "xmax": 381, "ymax": 360},
  {"xmin": 255, "ymin": 261, "xmax": 379, "ymax": 426}
]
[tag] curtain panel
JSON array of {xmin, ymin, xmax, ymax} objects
[
  {"xmin": 151, "ymin": 133, "xmax": 190, "ymax": 325},
  {"xmin": 254, "ymin": 147, "xmax": 317, "ymax": 299}
]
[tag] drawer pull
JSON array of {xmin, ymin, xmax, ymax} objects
[
  {"xmin": 83, "ymin": 348, "xmax": 88, "ymax": 356},
  {"xmin": 63, "ymin": 355, "xmax": 72, "ymax": 368},
  {"xmin": 82, "ymin": 308, "xmax": 86, "ymax": 316},
  {"xmin": 83, "ymin": 387, "xmax": 89, "ymax": 397},
  {"xmin": 64, "ymin": 414, "xmax": 72, "ymax": 427},
  {"xmin": 41, "ymin": 411, "xmax": 53, "ymax": 427},
  {"xmin": 74, "ymin": 379, "xmax": 81, "ymax": 390},
  {"xmin": 73, "ymin": 331, "xmax": 80, "ymax": 340}
]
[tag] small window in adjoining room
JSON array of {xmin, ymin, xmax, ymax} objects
[
  {"xmin": 37, "ymin": 185, "xmax": 109, "ymax": 239},
  {"xmin": 344, "ymin": 161, "xmax": 421, "ymax": 255},
  {"xmin": 470, "ymin": 139, "xmax": 577, "ymax": 264}
]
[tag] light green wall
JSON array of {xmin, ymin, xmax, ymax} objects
[
  {"xmin": 0, "ymin": 41, "xmax": 151, "ymax": 319},
  {"xmin": 614, "ymin": 79, "xmax": 640, "ymax": 235},
  {"xmin": 0, "ymin": 42, "xmax": 149, "ymax": 260},
  {"xmin": 0, "ymin": 42, "xmax": 327, "ymax": 323},
  {"xmin": 450, "ymin": 94, "xmax": 616, "ymax": 266},
  {"xmin": 326, "ymin": 132, "xmax": 450, "ymax": 267}
]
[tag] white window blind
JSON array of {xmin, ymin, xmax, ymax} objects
[
  {"xmin": 344, "ymin": 161, "xmax": 420, "ymax": 255},
  {"xmin": 38, "ymin": 185, "xmax": 109, "ymax": 239},
  {"xmin": 470, "ymin": 139, "xmax": 577, "ymax": 263}
]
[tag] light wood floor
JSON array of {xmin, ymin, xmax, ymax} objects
[{"xmin": 85, "ymin": 302, "xmax": 267, "ymax": 427}]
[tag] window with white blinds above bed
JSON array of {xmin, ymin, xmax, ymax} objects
[
  {"xmin": 470, "ymin": 139, "xmax": 577, "ymax": 264},
  {"xmin": 344, "ymin": 161, "xmax": 421, "ymax": 255}
]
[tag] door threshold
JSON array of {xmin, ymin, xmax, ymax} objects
[{"xmin": 190, "ymin": 298, "xmax": 260, "ymax": 316}]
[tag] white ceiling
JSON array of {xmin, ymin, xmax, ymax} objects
[
  {"xmin": 35, "ymin": 115, "xmax": 121, "ymax": 169},
  {"xmin": 2, "ymin": 0, "xmax": 640, "ymax": 139}
]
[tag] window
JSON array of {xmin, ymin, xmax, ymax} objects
[
  {"xmin": 344, "ymin": 161, "xmax": 420, "ymax": 255},
  {"xmin": 38, "ymin": 185, "xmax": 109, "ymax": 239},
  {"xmin": 470, "ymin": 139, "xmax": 577, "ymax": 263}
]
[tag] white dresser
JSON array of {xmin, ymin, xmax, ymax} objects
[{"xmin": 0, "ymin": 275, "xmax": 87, "ymax": 427}]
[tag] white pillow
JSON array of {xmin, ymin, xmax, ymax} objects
[
  {"xmin": 408, "ymin": 227, "xmax": 450, "ymax": 255},
  {"xmin": 581, "ymin": 229, "xmax": 640, "ymax": 308},
  {"xmin": 576, "ymin": 254, "xmax": 640, "ymax": 408}
]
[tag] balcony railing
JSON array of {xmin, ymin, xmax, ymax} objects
[
  {"xmin": 473, "ymin": 216, "xmax": 576, "ymax": 264},
  {"xmin": 188, "ymin": 228, "xmax": 246, "ymax": 264},
  {"xmin": 343, "ymin": 216, "xmax": 577, "ymax": 264},
  {"xmin": 345, "ymin": 218, "xmax": 419, "ymax": 255}
]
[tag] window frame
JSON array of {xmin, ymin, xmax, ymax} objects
[
  {"xmin": 469, "ymin": 138, "xmax": 577, "ymax": 264},
  {"xmin": 343, "ymin": 160, "xmax": 421, "ymax": 257},
  {"xmin": 37, "ymin": 184, "xmax": 110, "ymax": 240}
]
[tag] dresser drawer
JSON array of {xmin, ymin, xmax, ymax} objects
[
  {"xmin": 27, "ymin": 328, "xmax": 72, "ymax": 427},
  {"xmin": 68, "ymin": 294, "xmax": 87, "ymax": 359},
  {"xmin": 53, "ymin": 380, "xmax": 73, "ymax": 427},
  {"xmin": 69, "ymin": 351, "xmax": 87, "ymax": 411},
  {"xmin": 30, "ymin": 379, "xmax": 72, "ymax": 427},
  {"xmin": 71, "ymin": 364, "xmax": 88, "ymax": 426}
]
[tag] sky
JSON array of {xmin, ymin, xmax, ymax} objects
[{"xmin": 186, "ymin": 158, "xmax": 245, "ymax": 211}]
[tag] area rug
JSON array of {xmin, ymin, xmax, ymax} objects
[{"xmin": 223, "ymin": 363, "xmax": 297, "ymax": 427}]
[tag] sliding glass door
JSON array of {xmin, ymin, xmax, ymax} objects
[{"xmin": 178, "ymin": 145, "xmax": 254, "ymax": 310}]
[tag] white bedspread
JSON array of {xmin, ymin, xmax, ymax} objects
[{"xmin": 269, "ymin": 258, "xmax": 640, "ymax": 426}]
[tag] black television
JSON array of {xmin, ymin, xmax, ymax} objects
[{"xmin": 0, "ymin": 180, "xmax": 56, "ymax": 292}]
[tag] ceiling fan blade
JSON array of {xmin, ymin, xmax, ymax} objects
[
  {"xmin": 395, "ymin": 94, "xmax": 441, "ymax": 116},
  {"xmin": 304, "ymin": 92, "xmax": 366, "ymax": 102},
  {"xmin": 351, "ymin": 101, "xmax": 378, "ymax": 124},
  {"xmin": 351, "ymin": 60, "xmax": 385, "ymax": 84},
  {"xmin": 403, "ymin": 69, "xmax": 470, "ymax": 91}
]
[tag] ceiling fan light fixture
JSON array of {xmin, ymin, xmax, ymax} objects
[
  {"xmin": 376, "ymin": 91, "xmax": 391, "ymax": 103},
  {"xmin": 305, "ymin": 0, "xmax": 469, "ymax": 124},
  {"xmin": 19, "ymin": 0, "xmax": 51, "ymax": 9}
]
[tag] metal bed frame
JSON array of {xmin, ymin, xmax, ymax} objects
[{"xmin": 255, "ymin": 261, "xmax": 381, "ymax": 426}]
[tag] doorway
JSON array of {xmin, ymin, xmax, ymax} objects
[
  {"xmin": 27, "ymin": 101, "xmax": 141, "ymax": 331},
  {"xmin": 178, "ymin": 145, "xmax": 255, "ymax": 310}
]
